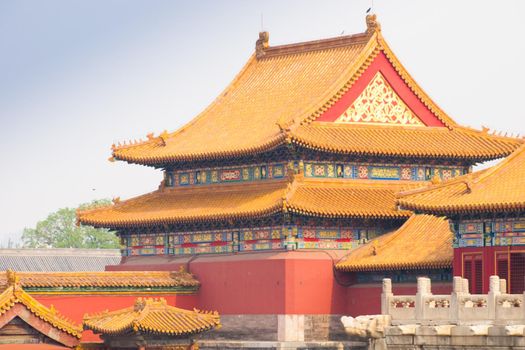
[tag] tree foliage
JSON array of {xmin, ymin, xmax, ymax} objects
[{"xmin": 22, "ymin": 199, "xmax": 119, "ymax": 249}]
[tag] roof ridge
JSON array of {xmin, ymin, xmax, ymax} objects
[
  {"xmin": 258, "ymin": 14, "xmax": 380, "ymax": 60},
  {"xmin": 396, "ymin": 172, "xmax": 477, "ymax": 199},
  {"xmin": 471, "ymin": 143, "xmax": 525, "ymax": 185},
  {"xmin": 259, "ymin": 32, "xmax": 372, "ymax": 59},
  {"xmin": 453, "ymin": 124, "xmax": 524, "ymax": 142}
]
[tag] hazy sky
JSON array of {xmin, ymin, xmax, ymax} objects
[{"xmin": 1, "ymin": 0, "xmax": 524, "ymax": 243}]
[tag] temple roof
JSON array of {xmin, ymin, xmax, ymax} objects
[
  {"xmin": 0, "ymin": 270, "xmax": 82, "ymax": 341},
  {"xmin": 336, "ymin": 214, "xmax": 452, "ymax": 271},
  {"xmin": 111, "ymin": 16, "xmax": 521, "ymax": 167},
  {"xmin": 0, "ymin": 270, "xmax": 199, "ymax": 293},
  {"xmin": 397, "ymin": 144, "xmax": 525, "ymax": 215},
  {"xmin": 78, "ymin": 177, "xmax": 422, "ymax": 228},
  {"xmin": 83, "ymin": 297, "xmax": 220, "ymax": 336}
]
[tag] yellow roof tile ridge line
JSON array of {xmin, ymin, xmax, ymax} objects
[
  {"xmin": 296, "ymin": 32, "xmax": 380, "ymax": 127},
  {"xmin": 335, "ymin": 215, "xmax": 418, "ymax": 268},
  {"xmin": 377, "ymin": 34, "xmax": 456, "ymax": 129},
  {"xmin": 282, "ymin": 173, "xmax": 301, "ymax": 213},
  {"xmin": 260, "ymin": 31, "xmax": 371, "ymax": 58},
  {"xmin": 396, "ymin": 172, "xmax": 478, "ymax": 200},
  {"xmin": 454, "ymin": 124, "xmax": 525, "ymax": 142},
  {"xmin": 1, "ymin": 270, "xmax": 83, "ymax": 338},
  {"xmin": 112, "ymin": 53, "xmax": 258, "ymax": 157},
  {"xmin": 471, "ymin": 143, "xmax": 525, "ymax": 184}
]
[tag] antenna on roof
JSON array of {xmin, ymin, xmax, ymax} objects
[{"xmin": 260, "ymin": 12, "xmax": 264, "ymax": 31}]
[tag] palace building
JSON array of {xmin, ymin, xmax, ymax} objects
[
  {"xmin": 73, "ymin": 15, "xmax": 524, "ymax": 343},
  {"xmin": 398, "ymin": 144, "xmax": 525, "ymax": 295}
]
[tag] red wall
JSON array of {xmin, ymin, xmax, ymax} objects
[
  {"xmin": 108, "ymin": 253, "xmax": 456, "ymax": 316},
  {"xmin": 453, "ymin": 246, "xmax": 525, "ymax": 293},
  {"xmin": 108, "ymin": 251, "xmax": 348, "ymax": 315}
]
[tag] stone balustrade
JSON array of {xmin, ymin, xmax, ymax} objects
[{"xmin": 381, "ymin": 276, "xmax": 525, "ymax": 325}]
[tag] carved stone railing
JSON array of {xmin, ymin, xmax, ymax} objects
[{"xmin": 381, "ymin": 276, "xmax": 525, "ymax": 325}]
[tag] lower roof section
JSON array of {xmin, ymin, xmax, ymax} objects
[
  {"xmin": 78, "ymin": 177, "xmax": 425, "ymax": 229},
  {"xmin": 79, "ymin": 180, "xmax": 287, "ymax": 228},
  {"xmin": 286, "ymin": 178, "xmax": 419, "ymax": 219},
  {"xmin": 336, "ymin": 214, "xmax": 453, "ymax": 272},
  {"xmin": 0, "ymin": 270, "xmax": 199, "ymax": 294}
]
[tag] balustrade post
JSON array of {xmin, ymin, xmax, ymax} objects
[
  {"xmin": 415, "ymin": 277, "xmax": 431, "ymax": 321},
  {"xmin": 381, "ymin": 278, "xmax": 393, "ymax": 315},
  {"xmin": 462, "ymin": 278, "xmax": 470, "ymax": 294},
  {"xmin": 451, "ymin": 276, "xmax": 464, "ymax": 324},
  {"xmin": 500, "ymin": 278, "xmax": 507, "ymax": 294},
  {"xmin": 488, "ymin": 275, "xmax": 500, "ymax": 320}
]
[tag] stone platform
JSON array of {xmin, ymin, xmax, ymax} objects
[{"xmin": 199, "ymin": 340, "xmax": 367, "ymax": 350}]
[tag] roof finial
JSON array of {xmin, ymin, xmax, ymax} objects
[
  {"xmin": 256, "ymin": 31, "xmax": 269, "ymax": 59},
  {"xmin": 6, "ymin": 269, "xmax": 19, "ymax": 287},
  {"xmin": 366, "ymin": 13, "xmax": 381, "ymax": 34}
]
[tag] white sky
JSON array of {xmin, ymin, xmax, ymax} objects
[{"xmin": 1, "ymin": 0, "xmax": 524, "ymax": 243}]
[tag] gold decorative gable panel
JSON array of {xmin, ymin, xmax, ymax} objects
[{"xmin": 335, "ymin": 72, "xmax": 424, "ymax": 126}]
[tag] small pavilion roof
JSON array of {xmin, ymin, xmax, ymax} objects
[
  {"xmin": 397, "ymin": 144, "xmax": 525, "ymax": 215},
  {"xmin": 111, "ymin": 16, "xmax": 521, "ymax": 167},
  {"xmin": 0, "ymin": 270, "xmax": 199, "ymax": 293},
  {"xmin": 336, "ymin": 214, "xmax": 452, "ymax": 272},
  {"xmin": 78, "ymin": 176, "xmax": 424, "ymax": 228},
  {"xmin": 83, "ymin": 297, "xmax": 220, "ymax": 336},
  {"xmin": 0, "ymin": 270, "xmax": 82, "ymax": 343}
]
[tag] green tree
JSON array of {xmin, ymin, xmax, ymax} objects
[{"xmin": 22, "ymin": 199, "xmax": 119, "ymax": 249}]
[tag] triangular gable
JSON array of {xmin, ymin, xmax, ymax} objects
[
  {"xmin": 335, "ymin": 71, "xmax": 424, "ymax": 125},
  {"xmin": 315, "ymin": 51, "xmax": 446, "ymax": 127},
  {"xmin": 0, "ymin": 271, "xmax": 81, "ymax": 348}
]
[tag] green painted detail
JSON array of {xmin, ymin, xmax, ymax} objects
[{"xmin": 24, "ymin": 285, "xmax": 199, "ymax": 294}]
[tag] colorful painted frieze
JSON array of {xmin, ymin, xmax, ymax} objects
[
  {"xmin": 122, "ymin": 224, "xmax": 382, "ymax": 256},
  {"xmin": 452, "ymin": 218, "xmax": 525, "ymax": 248},
  {"xmin": 165, "ymin": 162, "xmax": 287, "ymax": 187},
  {"xmin": 303, "ymin": 161, "xmax": 467, "ymax": 181}
]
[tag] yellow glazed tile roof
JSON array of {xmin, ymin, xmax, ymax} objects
[
  {"xmin": 0, "ymin": 270, "xmax": 82, "ymax": 338},
  {"xmin": 83, "ymin": 297, "xmax": 220, "ymax": 336},
  {"xmin": 112, "ymin": 32, "xmax": 372, "ymax": 164},
  {"xmin": 336, "ymin": 215, "xmax": 452, "ymax": 271},
  {"xmin": 78, "ymin": 180, "xmax": 288, "ymax": 227},
  {"xmin": 78, "ymin": 176, "xmax": 425, "ymax": 228},
  {"xmin": 0, "ymin": 271, "xmax": 199, "ymax": 290},
  {"xmin": 111, "ymin": 16, "xmax": 521, "ymax": 166},
  {"xmin": 285, "ymin": 178, "xmax": 422, "ymax": 219},
  {"xmin": 290, "ymin": 124, "xmax": 521, "ymax": 160},
  {"xmin": 398, "ymin": 144, "xmax": 525, "ymax": 215}
]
